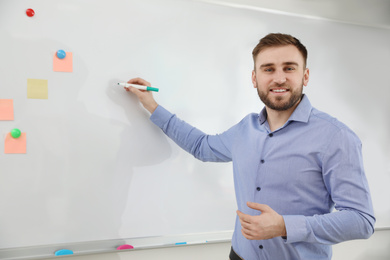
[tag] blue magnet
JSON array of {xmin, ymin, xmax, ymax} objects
[
  {"xmin": 54, "ymin": 249, "xmax": 73, "ymax": 256},
  {"xmin": 56, "ymin": 50, "xmax": 66, "ymax": 59}
]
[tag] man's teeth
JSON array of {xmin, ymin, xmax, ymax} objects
[{"xmin": 272, "ymin": 89, "xmax": 287, "ymax": 93}]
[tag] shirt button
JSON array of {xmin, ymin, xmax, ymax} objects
[
  {"xmin": 260, "ymin": 159, "xmax": 265, "ymax": 164},
  {"xmin": 259, "ymin": 245, "xmax": 263, "ymax": 249},
  {"xmin": 269, "ymin": 133, "xmax": 273, "ymax": 137},
  {"xmin": 256, "ymin": 187, "xmax": 261, "ymax": 191}
]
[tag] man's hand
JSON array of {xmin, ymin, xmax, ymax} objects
[
  {"xmin": 237, "ymin": 202, "xmax": 287, "ymax": 240},
  {"xmin": 124, "ymin": 77, "xmax": 158, "ymax": 113}
]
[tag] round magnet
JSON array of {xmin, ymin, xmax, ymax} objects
[
  {"xmin": 26, "ymin": 8, "xmax": 35, "ymax": 17},
  {"xmin": 11, "ymin": 128, "xmax": 22, "ymax": 139},
  {"xmin": 117, "ymin": 244, "xmax": 134, "ymax": 250},
  {"xmin": 54, "ymin": 249, "xmax": 74, "ymax": 256},
  {"xmin": 56, "ymin": 50, "xmax": 66, "ymax": 59}
]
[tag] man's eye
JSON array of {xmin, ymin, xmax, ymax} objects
[
  {"xmin": 285, "ymin": 67, "xmax": 295, "ymax": 71},
  {"xmin": 264, "ymin": 68, "xmax": 273, "ymax": 72}
]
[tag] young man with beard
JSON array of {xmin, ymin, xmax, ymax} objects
[{"xmin": 123, "ymin": 33, "xmax": 375, "ymax": 260}]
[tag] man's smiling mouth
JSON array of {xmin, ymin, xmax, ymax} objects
[{"xmin": 271, "ymin": 88, "xmax": 288, "ymax": 93}]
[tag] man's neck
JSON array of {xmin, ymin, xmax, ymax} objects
[{"xmin": 265, "ymin": 101, "xmax": 300, "ymax": 132}]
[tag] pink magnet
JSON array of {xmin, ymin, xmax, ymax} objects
[
  {"xmin": 26, "ymin": 8, "xmax": 35, "ymax": 17},
  {"xmin": 116, "ymin": 244, "xmax": 134, "ymax": 250}
]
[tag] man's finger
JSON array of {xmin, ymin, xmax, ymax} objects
[
  {"xmin": 247, "ymin": 202, "xmax": 271, "ymax": 213},
  {"xmin": 237, "ymin": 210, "xmax": 251, "ymax": 224},
  {"xmin": 241, "ymin": 229, "xmax": 255, "ymax": 240},
  {"xmin": 128, "ymin": 77, "xmax": 151, "ymax": 86},
  {"xmin": 240, "ymin": 221, "xmax": 251, "ymax": 230},
  {"xmin": 129, "ymin": 86, "xmax": 145, "ymax": 97}
]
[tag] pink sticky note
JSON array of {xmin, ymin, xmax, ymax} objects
[
  {"xmin": 116, "ymin": 244, "xmax": 134, "ymax": 250},
  {"xmin": 0, "ymin": 99, "xmax": 14, "ymax": 120},
  {"xmin": 53, "ymin": 52, "xmax": 73, "ymax": 72},
  {"xmin": 4, "ymin": 133, "xmax": 26, "ymax": 154}
]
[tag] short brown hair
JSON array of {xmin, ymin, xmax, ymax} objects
[{"xmin": 252, "ymin": 33, "xmax": 308, "ymax": 68}]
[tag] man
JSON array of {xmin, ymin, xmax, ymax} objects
[{"xmin": 124, "ymin": 33, "xmax": 375, "ymax": 260}]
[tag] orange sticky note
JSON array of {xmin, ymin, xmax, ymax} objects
[
  {"xmin": 0, "ymin": 99, "xmax": 14, "ymax": 120},
  {"xmin": 5, "ymin": 132, "xmax": 26, "ymax": 154},
  {"xmin": 53, "ymin": 52, "xmax": 73, "ymax": 72},
  {"xmin": 27, "ymin": 79, "xmax": 48, "ymax": 99}
]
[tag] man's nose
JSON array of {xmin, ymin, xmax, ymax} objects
[{"xmin": 273, "ymin": 71, "xmax": 287, "ymax": 85}]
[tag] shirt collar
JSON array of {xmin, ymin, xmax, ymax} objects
[{"xmin": 259, "ymin": 94, "xmax": 312, "ymax": 125}]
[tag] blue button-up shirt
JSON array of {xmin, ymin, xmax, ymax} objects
[{"xmin": 150, "ymin": 95, "xmax": 375, "ymax": 260}]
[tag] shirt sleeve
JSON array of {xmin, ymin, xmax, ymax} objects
[
  {"xmin": 150, "ymin": 105, "xmax": 234, "ymax": 162},
  {"xmin": 283, "ymin": 127, "xmax": 376, "ymax": 244}
]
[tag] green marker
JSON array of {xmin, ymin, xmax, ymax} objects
[
  {"xmin": 10, "ymin": 128, "xmax": 21, "ymax": 138},
  {"xmin": 117, "ymin": 83, "xmax": 159, "ymax": 92}
]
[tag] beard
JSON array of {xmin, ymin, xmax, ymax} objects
[{"xmin": 257, "ymin": 81, "xmax": 304, "ymax": 111}]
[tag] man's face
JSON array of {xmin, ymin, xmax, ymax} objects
[{"xmin": 252, "ymin": 45, "xmax": 309, "ymax": 112}]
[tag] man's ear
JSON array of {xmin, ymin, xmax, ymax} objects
[
  {"xmin": 252, "ymin": 70, "xmax": 257, "ymax": 88},
  {"xmin": 303, "ymin": 68, "xmax": 310, "ymax": 86}
]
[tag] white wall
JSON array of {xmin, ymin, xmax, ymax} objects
[{"xmin": 201, "ymin": 0, "xmax": 390, "ymax": 29}]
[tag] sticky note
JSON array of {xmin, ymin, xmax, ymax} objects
[
  {"xmin": 4, "ymin": 132, "xmax": 26, "ymax": 154},
  {"xmin": 0, "ymin": 99, "xmax": 14, "ymax": 120},
  {"xmin": 27, "ymin": 79, "xmax": 48, "ymax": 99},
  {"xmin": 53, "ymin": 52, "xmax": 73, "ymax": 72}
]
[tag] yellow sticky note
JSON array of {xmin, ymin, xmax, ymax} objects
[
  {"xmin": 27, "ymin": 79, "xmax": 48, "ymax": 99},
  {"xmin": 0, "ymin": 99, "xmax": 14, "ymax": 120},
  {"xmin": 53, "ymin": 52, "xmax": 73, "ymax": 72},
  {"xmin": 4, "ymin": 132, "xmax": 27, "ymax": 154}
]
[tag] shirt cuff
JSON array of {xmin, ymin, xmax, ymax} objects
[
  {"xmin": 282, "ymin": 215, "xmax": 309, "ymax": 243},
  {"xmin": 150, "ymin": 105, "xmax": 173, "ymax": 129}
]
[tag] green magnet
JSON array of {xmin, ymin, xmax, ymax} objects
[{"xmin": 10, "ymin": 128, "xmax": 21, "ymax": 138}]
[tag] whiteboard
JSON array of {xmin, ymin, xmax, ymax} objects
[{"xmin": 0, "ymin": 0, "xmax": 389, "ymax": 258}]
